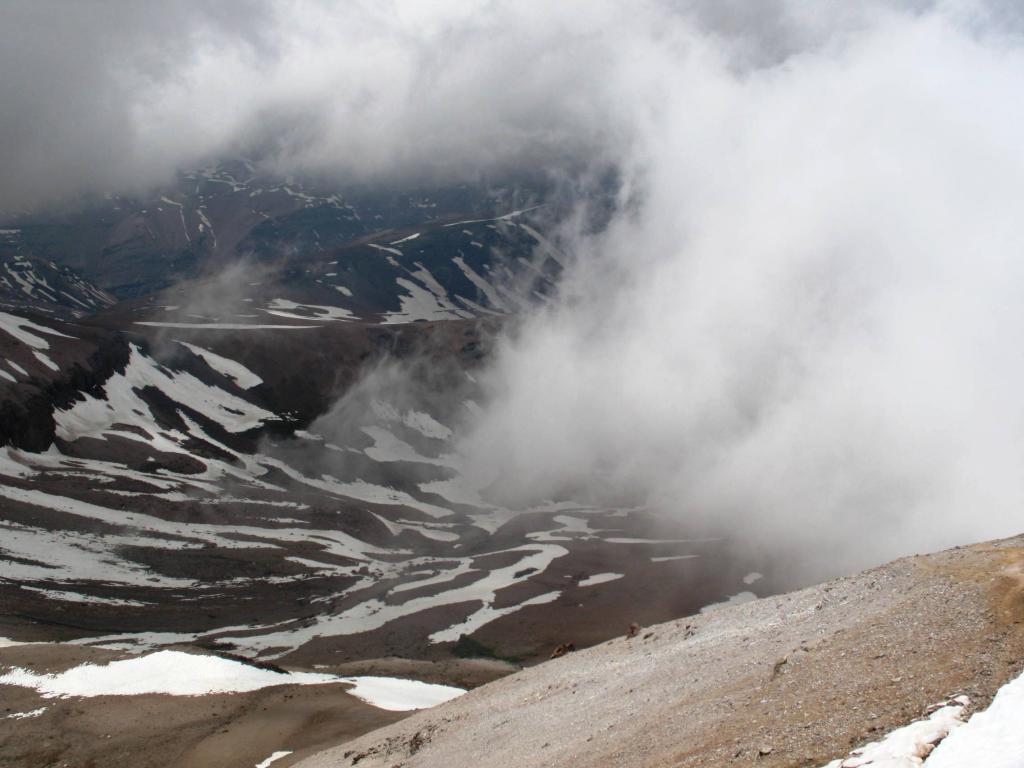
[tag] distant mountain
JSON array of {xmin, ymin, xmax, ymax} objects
[
  {"xmin": 2, "ymin": 162, "xmax": 561, "ymax": 322},
  {"xmin": 0, "ymin": 229, "xmax": 114, "ymax": 318},
  {"xmin": 0, "ymin": 166, "xmax": 742, "ymax": 713}
]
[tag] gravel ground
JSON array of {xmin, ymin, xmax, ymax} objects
[{"xmin": 296, "ymin": 535, "xmax": 1024, "ymax": 768}]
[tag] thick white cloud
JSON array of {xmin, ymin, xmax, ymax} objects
[
  {"xmin": 0, "ymin": 0, "xmax": 650, "ymax": 209},
  {"xmin": 5, "ymin": 0, "xmax": 1024, "ymax": 574},
  {"xmin": 448, "ymin": 2, "xmax": 1024, "ymax": 573}
]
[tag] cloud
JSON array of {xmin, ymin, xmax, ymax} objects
[
  {"xmin": 5, "ymin": 0, "xmax": 1024, "ymax": 574},
  {"xmin": 0, "ymin": 0, "xmax": 936, "ymax": 210},
  {"xmin": 447, "ymin": 1, "xmax": 1024, "ymax": 573},
  {"xmin": 0, "ymin": 0, "xmax": 647, "ymax": 210}
]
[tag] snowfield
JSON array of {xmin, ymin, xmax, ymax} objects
[
  {"xmin": 340, "ymin": 676, "xmax": 466, "ymax": 712},
  {"xmin": 176, "ymin": 340, "xmax": 263, "ymax": 389},
  {"xmin": 0, "ymin": 650, "xmax": 337, "ymax": 697},
  {"xmin": 0, "ymin": 650, "xmax": 465, "ymax": 711},
  {"xmin": 820, "ymin": 697, "xmax": 969, "ymax": 767},
  {"xmin": 923, "ymin": 668, "xmax": 1024, "ymax": 766},
  {"xmin": 255, "ymin": 752, "xmax": 293, "ymax": 768},
  {"xmin": 821, "ymin": 668, "xmax": 1024, "ymax": 767}
]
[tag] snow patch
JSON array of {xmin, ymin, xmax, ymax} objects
[
  {"xmin": 55, "ymin": 344, "xmax": 275, "ymax": 439},
  {"xmin": 341, "ymin": 676, "xmax": 465, "ymax": 711},
  {"xmin": 255, "ymin": 752, "xmax": 292, "ymax": 768},
  {"xmin": 0, "ymin": 650, "xmax": 338, "ymax": 697},
  {"xmin": 924, "ymin": 673, "xmax": 1024, "ymax": 766},
  {"xmin": 383, "ymin": 279, "xmax": 465, "ymax": 324},
  {"xmin": 6, "ymin": 708, "xmax": 45, "ymax": 720},
  {"xmin": 0, "ymin": 311, "xmax": 73, "ymax": 349},
  {"xmin": 177, "ymin": 341, "xmax": 263, "ymax": 389},
  {"xmin": 404, "ymin": 410, "xmax": 452, "ymax": 440},
  {"xmin": 135, "ymin": 322, "xmax": 319, "ymax": 329},
  {"xmin": 821, "ymin": 697, "xmax": 970, "ymax": 768},
  {"xmin": 31, "ymin": 350, "xmax": 59, "ymax": 371},
  {"xmin": 265, "ymin": 298, "xmax": 354, "ymax": 321},
  {"xmin": 578, "ymin": 572, "xmax": 623, "ymax": 587}
]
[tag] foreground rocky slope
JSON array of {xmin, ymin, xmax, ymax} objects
[{"xmin": 297, "ymin": 534, "xmax": 1024, "ymax": 768}]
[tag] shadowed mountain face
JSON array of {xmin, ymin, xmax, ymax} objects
[
  {"xmin": 0, "ymin": 229, "xmax": 114, "ymax": 319},
  {"xmin": 3, "ymin": 162, "xmax": 561, "ymax": 313}
]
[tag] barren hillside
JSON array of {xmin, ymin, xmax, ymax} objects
[{"xmin": 297, "ymin": 535, "xmax": 1024, "ymax": 768}]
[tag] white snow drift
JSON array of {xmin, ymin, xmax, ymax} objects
[
  {"xmin": 924, "ymin": 668, "xmax": 1024, "ymax": 767},
  {"xmin": 0, "ymin": 650, "xmax": 465, "ymax": 712}
]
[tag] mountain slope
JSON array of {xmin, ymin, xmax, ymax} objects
[
  {"xmin": 4, "ymin": 163, "xmax": 555, "ymax": 305},
  {"xmin": 0, "ymin": 306, "xmax": 755, "ymax": 668},
  {"xmin": 296, "ymin": 535, "xmax": 1024, "ymax": 768},
  {"xmin": 0, "ymin": 228, "xmax": 114, "ymax": 318}
]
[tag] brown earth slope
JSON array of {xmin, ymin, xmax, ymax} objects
[{"xmin": 296, "ymin": 534, "xmax": 1024, "ymax": 768}]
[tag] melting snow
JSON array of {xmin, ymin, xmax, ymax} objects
[
  {"xmin": 0, "ymin": 650, "xmax": 465, "ymax": 713},
  {"xmin": 404, "ymin": 410, "xmax": 452, "ymax": 439},
  {"xmin": 135, "ymin": 322, "xmax": 319, "ymax": 329},
  {"xmin": 264, "ymin": 298, "xmax": 354, "ymax": 321},
  {"xmin": 219, "ymin": 544, "xmax": 567, "ymax": 655},
  {"xmin": 0, "ymin": 637, "xmax": 38, "ymax": 648},
  {"xmin": 821, "ymin": 697, "xmax": 970, "ymax": 768},
  {"xmin": 255, "ymin": 752, "xmax": 293, "ymax": 768},
  {"xmin": 924, "ymin": 672, "xmax": 1024, "ymax": 766},
  {"xmin": 55, "ymin": 344, "xmax": 275, "ymax": 439},
  {"xmin": 362, "ymin": 426, "xmax": 453, "ymax": 466},
  {"xmin": 6, "ymin": 708, "xmax": 45, "ymax": 720},
  {"xmin": 177, "ymin": 341, "xmax": 263, "ymax": 389},
  {"xmin": 452, "ymin": 256, "xmax": 507, "ymax": 311},
  {"xmin": 31, "ymin": 350, "xmax": 59, "ymax": 371},
  {"xmin": 0, "ymin": 311, "xmax": 73, "ymax": 348},
  {"xmin": 578, "ymin": 572, "xmax": 623, "ymax": 587},
  {"xmin": 259, "ymin": 456, "xmax": 453, "ymax": 519},
  {"xmin": 341, "ymin": 676, "xmax": 465, "ymax": 711},
  {"xmin": 430, "ymin": 591, "xmax": 560, "ymax": 643},
  {"xmin": 20, "ymin": 586, "xmax": 149, "ymax": 607},
  {"xmin": 383, "ymin": 279, "xmax": 466, "ymax": 324},
  {"xmin": 0, "ymin": 650, "xmax": 338, "ymax": 697}
]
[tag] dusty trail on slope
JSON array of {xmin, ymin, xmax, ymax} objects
[{"xmin": 297, "ymin": 535, "xmax": 1024, "ymax": 768}]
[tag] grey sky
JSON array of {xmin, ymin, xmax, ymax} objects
[{"xmin": 3, "ymin": 0, "xmax": 994, "ymax": 212}]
